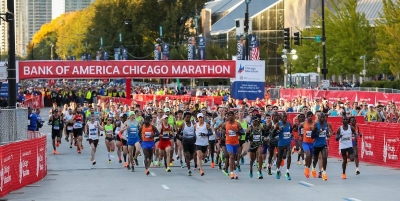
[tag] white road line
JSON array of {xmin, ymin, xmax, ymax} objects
[
  {"xmin": 150, "ymin": 172, "xmax": 156, "ymax": 177},
  {"xmin": 161, "ymin": 185, "xmax": 169, "ymax": 190},
  {"xmin": 110, "ymin": 155, "xmax": 115, "ymax": 158},
  {"xmin": 299, "ymin": 181, "xmax": 315, "ymax": 187},
  {"xmin": 344, "ymin": 198, "xmax": 362, "ymax": 201}
]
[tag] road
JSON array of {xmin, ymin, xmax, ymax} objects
[{"xmin": 3, "ymin": 108, "xmax": 400, "ymax": 201}]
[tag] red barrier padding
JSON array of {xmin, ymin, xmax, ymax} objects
[
  {"xmin": 0, "ymin": 132, "xmax": 47, "ymax": 197},
  {"xmin": 20, "ymin": 95, "xmax": 44, "ymax": 109}
]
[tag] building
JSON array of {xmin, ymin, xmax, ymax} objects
[
  {"xmin": 0, "ymin": 0, "xmax": 7, "ymax": 60},
  {"xmin": 52, "ymin": 0, "xmax": 95, "ymax": 20},
  {"xmin": 201, "ymin": 0, "xmax": 384, "ymax": 85}
]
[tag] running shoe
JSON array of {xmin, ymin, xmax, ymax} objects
[
  {"xmin": 150, "ymin": 162, "xmax": 154, "ymax": 167},
  {"xmin": 280, "ymin": 159, "xmax": 284, "ymax": 167},
  {"xmin": 70, "ymin": 145, "xmax": 72, "ymax": 149},
  {"xmin": 267, "ymin": 167, "xmax": 272, "ymax": 175},
  {"xmin": 318, "ymin": 171, "xmax": 322, "ymax": 178},
  {"xmin": 176, "ymin": 155, "xmax": 179, "ymax": 160},
  {"xmin": 312, "ymin": 168, "xmax": 317, "ymax": 178},
  {"xmin": 131, "ymin": 166, "xmax": 135, "ymax": 172},
  {"xmin": 53, "ymin": 150, "xmax": 57, "ymax": 155},
  {"xmin": 230, "ymin": 173, "xmax": 234, "ymax": 179},
  {"xmin": 341, "ymin": 174, "xmax": 346, "ymax": 179},
  {"xmin": 236, "ymin": 166, "xmax": 241, "ymax": 172},
  {"xmin": 158, "ymin": 161, "xmax": 162, "ymax": 167},
  {"xmin": 240, "ymin": 156, "xmax": 244, "ymax": 165},
  {"xmin": 204, "ymin": 158, "xmax": 208, "ymax": 164},
  {"xmin": 356, "ymin": 169, "xmax": 360, "ymax": 175},
  {"xmin": 304, "ymin": 167, "xmax": 310, "ymax": 178},
  {"xmin": 188, "ymin": 170, "xmax": 192, "ymax": 176},
  {"xmin": 322, "ymin": 172, "xmax": 328, "ymax": 181},
  {"xmin": 65, "ymin": 137, "xmax": 69, "ymax": 142},
  {"xmin": 211, "ymin": 162, "xmax": 215, "ymax": 168},
  {"xmin": 276, "ymin": 170, "xmax": 281, "ymax": 179},
  {"xmin": 154, "ymin": 161, "xmax": 158, "ymax": 167},
  {"xmin": 285, "ymin": 172, "xmax": 291, "ymax": 180},
  {"xmin": 108, "ymin": 159, "xmax": 111, "ymax": 164},
  {"xmin": 200, "ymin": 170, "xmax": 204, "ymax": 176},
  {"xmin": 166, "ymin": 167, "xmax": 171, "ymax": 172},
  {"xmin": 222, "ymin": 169, "xmax": 229, "ymax": 176},
  {"xmin": 146, "ymin": 169, "xmax": 150, "ymax": 176},
  {"xmin": 249, "ymin": 171, "xmax": 253, "ymax": 178},
  {"xmin": 218, "ymin": 163, "xmax": 222, "ymax": 170},
  {"xmin": 77, "ymin": 149, "xmax": 81, "ymax": 154},
  {"xmin": 201, "ymin": 160, "xmax": 205, "ymax": 164},
  {"xmin": 181, "ymin": 162, "xmax": 185, "ymax": 168},
  {"xmin": 124, "ymin": 162, "xmax": 128, "ymax": 167},
  {"xmin": 234, "ymin": 172, "xmax": 238, "ymax": 179},
  {"xmin": 127, "ymin": 165, "xmax": 131, "ymax": 170},
  {"xmin": 135, "ymin": 158, "xmax": 139, "ymax": 166},
  {"xmin": 119, "ymin": 158, "xmax": 122, "ymax": 163},
  {"xmin": 74, "ymin": 141, "xmax": 77, "ymax": 146},
  {"xmin": 169, "ymin": 162, "xmax": 173, "ymax": 167},
  {"xmin": 297, "ymin": 161, "xmax": 301, "ymax": 165},
  {"xmin": 272, "ymin": 160, "xmax": 276, "ymax": 166},
  {"xmin": 92, "ymin": 160, "xmax": 96, "ymax": 165},
  {"xmin": 258, "ymin": 171, "xmax": 263, "ymax": 179},
  {"xmin": 262, "ymin": 163, "xmax": 267, "ymax": 169}
]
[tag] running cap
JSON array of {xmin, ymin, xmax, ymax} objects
[
  {"xmin": 197, "ymin": 113, "xmax": 204, "ymax": 118},
  {"xmin": 162, "ymin": 115, "xmax": 169, "ymax": 119},
  {"xmin": 128, "ymin": 111, "xmax": 135, "ymax": 117},
  {"xmin": 164, "ymin": 108, "xmax": 170, "ymax": 112}
]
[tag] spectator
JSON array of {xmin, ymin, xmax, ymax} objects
[{"xmin": 28, "ymin": 107, "xmax": 38, "ymax": 132}]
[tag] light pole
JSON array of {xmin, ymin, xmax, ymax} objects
[
  {"xmin": 322, "ymin": 0, "xmax": 328, "ymax": 79},
  {"xmin": 282, "ymin": 49, "xmax": 298, "ymax": 87},
  {"xmin": 315, "ymin": 54, "xmax": 320, "ymax": 84},
  {"xmin": 50, "ymin": 43, "xmax": 54, "ymax": 60},
  {"xmin": 360, "ymin": 55, "xmax": 366, "ymax": 83},
  {"xmin": 245, "ymin": 0, "xmax": 251, "ymax": 60}
]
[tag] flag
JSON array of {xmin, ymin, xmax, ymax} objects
[
  {"xmin": 197, "ymin": 36, "xmax": 206, "ymax": 60},
  {"xmin": 188, "ymin": 37, "xmax": 196, "ymax": 60},
  {"xmin": 249, "ymin": 34, "xmax": 260, "ymax": 60},
  {"xmin": 236, "ymin": 35, "xmax": 245, "ymax": 60}
]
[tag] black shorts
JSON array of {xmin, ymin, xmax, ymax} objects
[
  {"xmin": 208, "ymin": 140, "xmax": 216, "ymax": 146},
  {"xmin": 341, "ymin": 147, "xmax": 354, "ymax": 156},
  {"xmin": 196, "ymin": 145, "xmax": 208, "ymax": 153},
  {"xmin": 105, "ymin": 137, "xmax": 114, "ymax": 142},
  {"xmin": 155, "ymin": 138, "xmax": 160, "ymax": 144},
  {"xmin": 239, "ymin": 140, "xmax": 246, "ymax": 147},
  {"xmin": 116, "ymin": 135, "xmax": 121, "ymax": 141},
  {"xmin": 89, "ymin": 139, "xmax": 99, "ymax": 148},
  {"xmin": 122, "ymin": 139, "xmax": 127, "ymax": 146},
  {"xmin": 314, "ymin": 145, "xmax": 327, "ymax": 157},
  {"xmin": 183, "ymin": 142, "xmax": 195, "ymax": 155},
  {"xmin": 73, "ymin": 128, "xmax": 83, "ymax": 138},
  {"xmin": 268, "ymin": 143, "xmax": 278, "ymax": 154},
  {"xmin": 51, "ymin": 130, "xmax": 60, "ymax": 139},
  {"xmin": 278, "ymin": 144, "xmax": 291, "ymax": 159}
]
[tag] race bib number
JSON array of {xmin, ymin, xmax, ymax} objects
[
  {"xmin": 28, "ymin": 119, "xmax": 31, "ymax": 126},
  {"xmin": 130, "ymin": 128, "xmax": 137, "ymax": 133},
  {"xmin": 74, "ymin": 122, "xmax": 83, "ymax": 129},
  {"xmin": 106, "ymin": 130, "xmax": 113, "ymax": 135},
  {"xmin": 145, "ymin": 132, "xmax": 152, "ymax": 138},
  {"xmin": 300, "ymin": 128, "xmax": 303, "ymax": 135},
  {"xmin": 163, "ymin": 132, "xmax": 169, "ymax": 138},
  {"xmin": 306, "ymin": 131, "xmax": 312, "ymax": 138},
  {"xmin": 283, "ymin": 132, "xmax": 291, "ymax": 139},
  {"xmin": 229, "ymin": 130, "xmax": 236, "ymax": 137},
  {"xmin": 341, "ymin": 135, "xmax": 351, "ymax": 141},
  {"xmin": 319, "ymin": 130, "xmax": 326, "ymax": 138},
  {"xmin": 253, "ymin": 135, "xmax": 260, "ymax": 142},
  {"xmin": 67, "ymin": 126, "xmax": 73, "ymax": 130},
  {"xmin": 90, "ymin": 128, "xmax": 97, "ymax": 135},
  {"xmin": 53, "ymin": 125, "xmax": 60, "ymax": 130}
]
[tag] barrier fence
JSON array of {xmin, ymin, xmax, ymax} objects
[
  {"xmin": 0, "ymin": 108, "xmax": 28, "ymax": 145},
  {"xmin": 0, "ymin": 131, "xmax": 47, "ymax": 197}
]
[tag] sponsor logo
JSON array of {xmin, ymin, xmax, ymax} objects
[
  {"xmin": 361, "ymin": 135, "xmax": 374, "ymax": 158},
  {"xmin": 383, "ymin": 134, "xmax": 399, "ymax": 163},
  {"xmin": 200, "ymin": 38, "xmax": 204, "ymax": 43},
  {"xmin": 238, "ymin": 64, "xmax": 245, "ymax": 74},
  {"xmin": 19, "ymin": 150, "xmax": 31, "ymax": 184},
  {"xmin": 36, "ymin": 146, "xmax": 44, "ymax": 177}
]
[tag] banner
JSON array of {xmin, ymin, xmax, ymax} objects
[
  {"xmin": 114, "ymin": 48, "xmax": 121, "ymax": 60},
  {"xmin": 0, "ymin": 83, "xmax": 18, "ymax": 98},
  {"xmin": 162, "ymin": 43, "xmax": 170, "ymax": 60},
  {"xmin": 188, "ymin": 37, "xmax": 196, "ymax": 60},
  {"xmin": 197, "ymin": 37, "xmax": 206, "ymax": 60},
  {"xmin": 18, "ymin": 60, "xmax": 236, "ymax": 80},
  {"xmin": 102, "ymin": 51, "xmax": 109, "ymax": 61},
  {"xmin": 236, "ymin": 35, "xmax": 246, "ymax": 60},
  {"xmin": 249, "ymin": 34, "xmax": 260, "ymax": 60},
  {"xmin": 230, "ymin": 60, "xmax": 265, "ymax": 100},
  {"xmin": 154, "ymin": 44, "xmax": 161, "ymax": 60},
  {"xmin": 122, "ymin": 48, "xmax": 128, "ymax": 60},
  {"xmin": 0, "ymin": 134, "xmax": 47, "ymax": 197}
]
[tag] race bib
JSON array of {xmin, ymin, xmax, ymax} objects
[
  {"xmin": 74, "ymin": 122, "xmax": 83, "ymax": 128},
  {"xmin": 106, "ymin": 130, "xmax": 113, "ymax": 135},
  {"xmin": 253, "ymin": 135, "xmax": 260, "ymax": 141},
  {"xmin": 300, "ymin": 128, "xmax": 304, "ymax": 135},
  {"xmin": 319, "ymin": 130, "xmax": 326, "ymax": 138},
  {"xmin": 163, "ymin": 131, "xmax": 169, "ymax": 138},
  {"xmin": 342, "ymin": 137, "xmax": 351, "ymax": 141},
  {"xmin": 130, "ymin": 128, "xmax": 137, "ymax": 133},
  {"xmin": 67, "ymin": 126, "xmax": 73, "ymax": 130},
  {"xmin": 145, "ymin": 132, "xmax": 152, "ymax": 138},
  {"xmin": 306, "ymin": 131, "xmax": 312, "ymax": 138},
  {"xmin": 229, "ymin": 130, "xmax": 236, "ymax": 137},
  {"xmin": 352, "ymin": 134, "xmax": 356, "ymax": 141},
  {"xmin": 28, "ymin": 119, "xmax": 31, "ymax": 126},
  {"xmin": 53, "ymin": 125, "xmax": 60, "ymax": 130},
  {"xmin": 283, "ymin": 132, "xmax": 291, "ymax": 139},
  {"xmin": 90, "ymin": 128, "xmax": 97, "ymax": 135}
]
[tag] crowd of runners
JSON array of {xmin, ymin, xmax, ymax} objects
[{"xmin": 39, "ymin": 97, "xmax": 362, "ymax": 181}]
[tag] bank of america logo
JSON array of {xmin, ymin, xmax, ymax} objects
[{"xmin": 238, "ymin": 64, "xmax": 244, "ymax": 73}]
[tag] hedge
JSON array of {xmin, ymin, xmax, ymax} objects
[{"xmin": 360, "ymin": 80, "xmax": 400, "ymax": 89}]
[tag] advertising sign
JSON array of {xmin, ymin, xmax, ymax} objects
[
  {"xmin": 188, "ymin": 37, "xmax": 196, "ymax": 60},
  {"xmin": 230, "ymin": 60, "xmax": 265, "ymax": 100},
  {"xmin": 197, "ymin": 37, "xmax": 206, "ymax": 60}
]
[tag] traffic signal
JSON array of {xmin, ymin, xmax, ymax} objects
[
  {"xmin": 283, "ymin": 28, "xmax": 290, "ymax": 50},
  {"xmin": 294, "ymin": 32, "xmax": 301, "ymax": 46}
]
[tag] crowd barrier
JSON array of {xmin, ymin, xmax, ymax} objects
[
  {"xmin": 280, "ymin": 88, "xmax": 400, "ymax": 104},
  {"xmin": 0, "ymin": 131, "xmax": 47, "ymax": 197},
  {"xmin": 19, "ymin": 95, "xmax": 44, "ymax": 109}
]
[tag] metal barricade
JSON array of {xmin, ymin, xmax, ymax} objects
[{"xmin": 0, "ymin": 108, "xmax": 28, "ymax": 145}]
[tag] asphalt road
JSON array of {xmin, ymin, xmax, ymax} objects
[{"xmin": 3, "ymin": 108, "xmax": 400, "ymax": 201}]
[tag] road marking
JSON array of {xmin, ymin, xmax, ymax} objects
[
  {"xmin": 110, "ymin": 155, "xmax": 115, "ymax": 158},
  {"xmin": 344, "ymin": 198, "xmax": 362, "ymax": 201},
  {"xmin": 161, "ymin": 185, "xmax": 170, "ymax": 190},
  {"xmin": 298, "ymin": 181, "xmax": 315, "ymax": 187},
  {"xmin": 150, "ymin": 172, "xmax": 156, "ymax": 176}
]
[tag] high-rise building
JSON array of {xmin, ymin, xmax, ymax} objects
[
  {"xmin": 52, "ymin": 0, "xmax": 94, "ymax": 19},
  {"xmin": 0, "ymin": 0, "xmax": 8, "ymax": 60}
]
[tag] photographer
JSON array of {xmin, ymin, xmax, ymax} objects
[{"xmin": 36, "ymin": 108, "xmax": 44, "ymax": 132}]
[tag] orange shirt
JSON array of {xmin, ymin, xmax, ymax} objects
[
  {"xmin": 225, "ymin": 121, "xmax": 239, "ymax": 145},
  {"xmin": 141, "ymin": 124, "xmax": 155, "ymax": 142},
  {"xmin": 303, "ymin": 121, "xmax": 315, "ymax": 143}
]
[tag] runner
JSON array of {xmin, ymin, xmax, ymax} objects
[
  {"xmin": 104, "ymin": 117, "xmax": 115, "ymax": 163},
  {"xmin": 73, "ymin": 107, "xmax": 84, "ymax": 154},
  {"xmin": 213, "ymin": 107, "xmax": 226, "ymax": 170},
  {"xmin": 140, "ymin": 115, "xmax": 158, "ymax": 175},
  {"xmin": 236, "ymin": 110, "xmax": 248, "ymax": 172},
  {"xmin": 349, "ymin": 116, "xmax": 361, "ymax": 175},
  {"xmin": 267, "ymin": 112, "xmax": 280, "ymax": 176},
  {"xmin": 165, "ymin": 108, "xmax": 176, "ymax": 167},
  {"xmin": 301, "ymin": 111, "xmax": 315, "ymax": 178},
  {"xmin": 85, "ymin": 115, "xmax": 101, "ymax": 165},
  {"xmin": 261, "ymin": 114, "xmax": 272, "ymax": 169},
  {"xmin": 194, "ymin": 113, "xmax": 212, "ymax": 176},
  {"xmin": 179, "ymin": 112, "xmax": 196, "ymax": 176},
  {"xmin": 151, "ymin": 112, "xmax": 161, "ymax": 167},
  {"xmin": 175, "ymin": 110, "xmax": 185, "ymax": 168},
  {"xmin": 336, "ymin": 115, "xmax": 356, "ymax": 179},
  {"xmin": 114, "ymin": 113, "xmax": 124, "ymax": 164},
  {"xmin": 159, "ymin": 115, "xmax": 174, "ymax": 172},
  {"xmin": 49, "ymin": 109, "xmax": 61, "ymax": 154},
  {"xmin": 64, "ymin": 108, "xmax": 74, "ymax": 145},
  {"xmin": 311, "ymin": 113, "xmax": 329, "ymax": 181},
  {"xmin": 293, "ymin": 113, "xmax": 305, "ymax": 165},
  {"xmin": 273, "ymin": 112, "xmax": 292, "ymax": 180},
  {"xmin": 247, "ymin": 114, "xmax": 265, "ymax": 179},
  {"xmin": 120, "ymin": 111, "xmax": 141, "ymax": 171}
]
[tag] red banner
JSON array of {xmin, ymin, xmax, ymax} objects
[
  {"xmin": 0, "ymin": 133, "xmax": 47, "ymax": 197},
  {"xmin": 21, "ymin": 95, "xmax": 43, "ymax": 109},
  {"xmin": 18, "ymin": 60, "xmax": 236, "ymax": 80}
]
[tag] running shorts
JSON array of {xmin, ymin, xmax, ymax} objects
[
  {"xmin": 262, "ymin": 144, "xmax": 269, "ymax": 155},
  {"xmin": 127, "ymin": 137, "xmax": 140, "ymax": 146},
  {"xmin": 73, "ymin": 128, "xmax": 83, "ymax": 138},
  {"xmin": 183, "ymin": 142, "xmax": 195, "ymax": 155},
  {"xmin": 196, "ymin": 145, "xmax": 208, "ymax": 153},
  {"xmin": 158, "ymin": 140, "xmax": 172, "ymax": 150},
  {"xmin": 302, "ymin": 142, "xmax": 314, "ymax": 156},
  {"xmin": 142, "ymin": 141, "xmax": 155, "ymax": 150},
  {"xmin": 341, "ymin": 147, "xmax": 354, "ymax": 156},
  {"xmin": 278, "ymin": 144, "xmax": 291, "ymax": 160},
  {"xmin": 89, "ymin": 139, "xmax": 99, "ymax": 148},
  {"xmin": 226, "ymin": 144, "xmax": 239, "ymax": 155}
]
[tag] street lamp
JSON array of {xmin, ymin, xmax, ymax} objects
[
  {"xmin": 282, "ymin": 49, "xmax": 298, "ymax": 87},
  {"xmin": 360, "ymin": 55, "xmax": 366, "ymax": 83}
]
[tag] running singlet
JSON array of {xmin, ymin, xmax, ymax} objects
[
  {"xmin": 167, "ymin": 116, "xmax": 175, "ymax": 127},
  {"xmin": 195, "ymin": 122, "xmax": 209, "ymax": 146},
  {"xmin": 352, "ymin": 126, "xmax": 359, "ymax": 146},
  {"xmin": 176, "ymin": 120, "xmax": 184, "ymax": 128},
  {"xmin": 182, "ymin": 122, "xmax": 195, "ymax": 142},
  {"xmin": 65, "ymin": 114, "xmax": 73, "ymax": 130},
  {"xmin": 278, "ymin": 121, "xmax": 291, "ymax": 146},
  {"xmin": 73, "ymin": 115, "xmax": 83, "ymax": 129},
  {"xmin": 52, "ymin": 116, "xmax": 61, "ymax": 131},
  {"xmin": 127, "ymin": 120, "xmax": 139, "ymax": 141},
  {"xmin": 314, "ymin": 122, "xmax": 328, "ymax": 147},
  {"xmin": 104, "ymin": 124, "xmax": 114, "ymax": 136},
  {"xmin": 225, "ymin": 122, "xmax": 239, "ymax": 145},
  {"xmin": 302, "ymin": 121, "xmax": 314, "ymax": 143},
  {"xmin": 339, "ymin": 125, "xmax": 353, "ymax": 149},
  {"xmin": 237, "ymin": 119, "xmax": 248, "ymax": 141},
  {"xmin": 141, "ymin": 124, "xmax": 155, "ymax": 142},
  {"xmin": 160, "ymin": 124, "xmax": 172, "ymax": 141},
  {"xmin": 87, "ymin": 122, "xmax": 99, "ymax": 140}
]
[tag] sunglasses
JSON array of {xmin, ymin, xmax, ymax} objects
[{"xmin": 107, "ymin": 119, "xmax": 112, "ymax": 121}]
